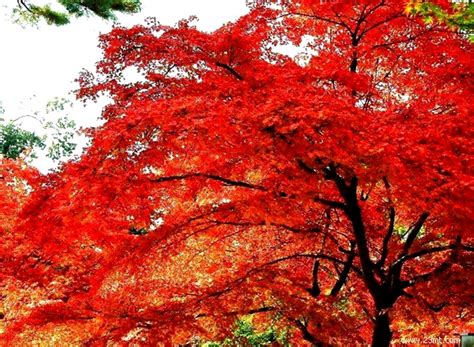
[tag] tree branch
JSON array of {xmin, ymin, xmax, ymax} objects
[
  {"xmin": 308, "ymin": 260, "xmax": 321, "ymax": 298},
  {"xmin": 360, "ymin": 12, "xmax": 404, "ymax": 38},
  {"xmin": 403, "ymin": 237, "xmax": 463, "ymax": 287},
  {"xmin": 280, "ymin": 12, "xmax": 352, "ymax": 34},
  {"xmin": 402, "ymin": 212, "xmax": 429, "ymax": 255},
  {"xmin": 394, "ymin": 240, "xmax": 473, "ymax": 266},
  {"xmin": 207, "ymin": 219, "xmax": 320, "ymax": 234},
  {"xmin": 325, "ymin": 168, "xmax": 380, "ymax": 298},
  {"xmin": 150, "ymin": 173, "xmax": 265, "ymax": 190},
  {"xmin": 386, "ymin": 212, "xmax": 429, "ymax": 292},
  {"xmin": 296, "ymin": 157, "xmax": 317, "ymax": 174},
  {"xmin": 216, "ymin": 62, "xmax": 243, "ymax": 81},
  {"xmin": 195, "ymin": 306, "xmax": 276, "ymax": 318},
  {"xmin": 330, "ymin": 240, "xmax": 356, "ymax": 296},
  {"xmin": 18, "ymin": 0, "xmax": 34, "ymax": 13},
  {"xmin": 259, "ymin": 253, "xmax": 363, "ymax": 278},
  {"xmin": 295, "ymin": 318, "xmax": 324, "ymax": 347},
  {"xmin": 313, "ymin": 197, "xmax": 346, "ymax": 210},
  {"xmin": 376, "ymin": 206, "xmax": 395, "ymax": 269}
]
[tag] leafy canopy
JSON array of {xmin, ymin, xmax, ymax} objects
[{"xmin": 1, "ymin": 0, "xmax": 473, "ymax": 346}]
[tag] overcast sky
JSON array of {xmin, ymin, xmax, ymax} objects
[{"xmin": 0, "ymin": 1, "xmax": 248, "ymax": 171}]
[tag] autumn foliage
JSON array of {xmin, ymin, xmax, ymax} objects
[{"xmin": 1, "ymin": 0, "xmax": 473, "ymax": 346}]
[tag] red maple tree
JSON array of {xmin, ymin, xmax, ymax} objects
[{"xmin": 1, "ymin": 0, "xmax": 473, "ymax": 345}]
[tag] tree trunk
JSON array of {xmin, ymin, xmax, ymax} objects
[{"xmin": 371, "ymin": 311, "xmax": 392, "ymax": 347}]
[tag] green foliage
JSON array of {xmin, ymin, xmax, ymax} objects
[
  {"xmin": 394, "ymin": 224, "xmax": 426, "ymax": 240},
  {"xmin": 58, "ymin": 0, "xmax": 141, "ymax": 19},
  {"xmin": 14, "ymin": 0, "xmax": 141, "ymax": 26},
  {"xmin": 0, "ymin": 122, "xmax": 45, "ymax": 159},
  {"xmin": 203, "ymin": 317, "xmax": 290, "ymax": 347},
  {"xmin": 333, "ymin": 297, "xmax": 359, "ymax": 318},
  {"xmin": 30, "ymin": 4, "xmax": 69, "ymax": 25},
  {"xmin": 44, "ymin": 98, "xmax": 77, "ymax": 160},
  {"xmin": 45, "ymin": 116, "xmax": 76, "ymax": 161},
  {"xmin": 406, "ymin": 1, "xmax": 474, "ymax": 42},
  {"xmin": 129, "ymin": 226, "xmax": 148, "ymax": 235},
  {"xmin": 0, "ymin": 97, "xmax": 77, "ymax": 163}
]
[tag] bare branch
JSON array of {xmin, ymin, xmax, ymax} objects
[
  {"xmin": 216, "ymin": 62, "xmax": 243, "ymax": 80},
  {"xmin": 296, "ymin": 157, "xmax": 317, "ymax": 174},
  {"xmin": 18, "ymin": 0, "xmax": 34, "ymax": 13},
  {"xmin": 395, "ymin": 241, "xmax": 474, "ymax": 266},
  {"xmin": 207, "ymin": 219, "xmax": 320, "ymax": 234},
  {"xmin": 360, "ymin": 12, "xmax": 405, "ymax": 38},
  {"xmin": 313, "ymin": 197, "xmax": 346, "ymax": 210},
  {"xmin": 150, "ymin": 173, "xmax": 265, "ymax": 190},
  {"xmin": 280, "ymin": 12, "xmax": 352, "ymax": 34}
]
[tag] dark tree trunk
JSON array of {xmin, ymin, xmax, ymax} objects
[{"xmin": 371, "ymin": 311, "xmax": 392, "ymax": 347}]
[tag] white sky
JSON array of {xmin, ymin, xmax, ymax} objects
[{"xmin": 0, "ymin": 1, "xmax": 248, "ymax": 172}]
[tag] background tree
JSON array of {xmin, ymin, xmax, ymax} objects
[
  {"xmin": 1, "ymin": 0, "xmax": 473, "ymax": 346},
  {"xmin": 0, "ymin": 98, "xmax": 77, "ymax": 162},
  {"xmin": 0, "ymin": 122, "xmax": 45, "ymax": 160},
  {"xmin": 14, "ymin": 0, "xmax": 141, "ymax": 25},
  {"xmin": 0, "ymin": 98, "xmax": 76, "ymax": 337}
]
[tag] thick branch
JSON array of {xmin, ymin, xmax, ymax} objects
[
  {"xmin": 326, "ymin": 169, "xmax": 380, "ymax": 298},
  {"xmin": 308, "ymin": 260, "xmax": 321, "ymax": 298}
]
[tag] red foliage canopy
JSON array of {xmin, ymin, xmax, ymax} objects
[{"xmin": 1, "ymin": 0, "xmax": 473, "ymax": 345}]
